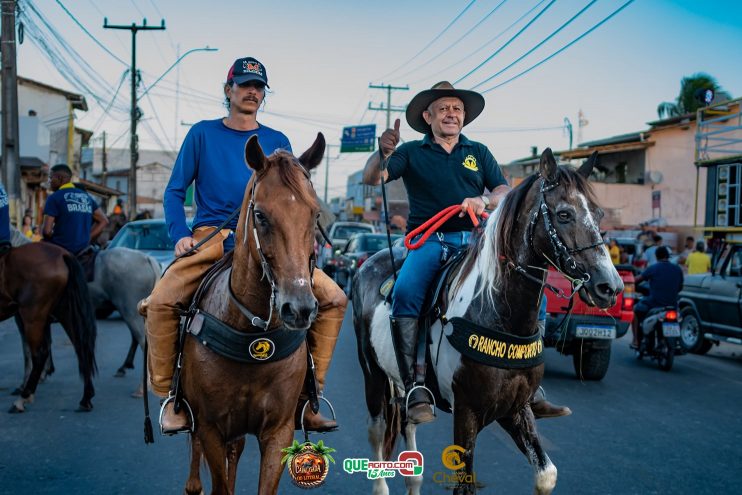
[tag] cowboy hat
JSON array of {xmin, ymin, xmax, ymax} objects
[{"xmin": 405, "ymin": 81, "xmax": 485, "ymax": 134}]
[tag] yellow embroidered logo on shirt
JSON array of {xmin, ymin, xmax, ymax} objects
[{"xmin": 462, "ymin": 155, "xmax": 478, "ymax": 171}]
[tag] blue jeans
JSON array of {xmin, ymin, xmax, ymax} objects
[{"xmin": 392, "ymin": 231, "xmax": 471, "ymax": 318}]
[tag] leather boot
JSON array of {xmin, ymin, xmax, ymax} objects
[
  {"xmin": 530, "ymin": 386, "xmax": 571, "ymax": 419},
  {"xmin": 159, "ymin": 398, "xmax": 192, "ymax": 435},
  {"xmin": 390, "ymin": 316, "xmax": 435, "ymax": 425},
  {"xmin": 295, "ymin": 271, "xmax": 345, "ymax": 432}
]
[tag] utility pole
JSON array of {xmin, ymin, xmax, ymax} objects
[
  {"xmin": 323, "ymin": 144, "xmax": 338, "ymax": 203},
  {"xmin": 563, "ymin": 117, "xmax": 573, "ymax": 150},
  {"xmin": 368, "ymin": 83, "xmax": 409, "ymax": 130},
  {"xmin": 2, "ymin": 0, "xmax": 21, "ymax": 225},
  {"xmin": 101, "ymin": 131, "xmax": 108, "ymax": 184},
  {"xmin": 104, "ymin": 17, "xmax": 165, "ymax": 219}
]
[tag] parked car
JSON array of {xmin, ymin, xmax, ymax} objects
[
  {"xmin": 544, "ymin": 264, "xmax": 635, "ymax": 380},
  {"xmin": 678, "ymin": 242, "xmax": 742, "ymax": 354},
  {"xmin": 324, "ymin": 233, "xmax": 401, "ymax": 293},
  {"xmin": 317, "ymin": 221, "xmax": 376, "ymax": 268},
  {"xmin": 108, "ymin": 218, "xmax": 187, "ymax": 271}
]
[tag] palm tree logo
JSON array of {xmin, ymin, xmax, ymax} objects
[{"xmin": 282, "ymin": 440, "xmax": 336, "ymax": 488}]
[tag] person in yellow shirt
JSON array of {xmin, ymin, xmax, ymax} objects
[
  {"xmin": 685, "ymin": 241, "xmax": 711, "ymax": 275},
  {"xmin": 608, "ymin": 238, "xmax": 621, "ymax": 265}
]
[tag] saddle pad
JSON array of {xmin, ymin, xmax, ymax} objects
[
  {"xmin": 187, "ymin": 310, "xmax": 306, "ymax": 364},
  {"xmin": 446, "ymin": 317, "xmax": 544, "ymax": 369}
]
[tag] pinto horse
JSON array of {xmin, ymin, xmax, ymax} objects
[
  {"xmin": 180, "ymin": 134, "xmax": 324, "ymax": 495},
  {"xmin": 0, "ymin": 242, "xmax": 97, "ymax": 412},
  {"xmin": 353, "ymin": 149, "xmax": 623, "ymax": 495}
]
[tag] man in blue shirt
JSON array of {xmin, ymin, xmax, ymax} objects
[
  {"xmin": 0, "ymin": 182, "xmax": 11, "ymax": 255},
  {"xmin": 42, "ymin": 164, "xmax": 108, "ymax": 255},
  {"xmin": 141, "ymin": 57, "xmax": 346, "ymax": 434},
  {"xmin": 631, "ymin": 246, "xmax": 684, "ymax": 348}
]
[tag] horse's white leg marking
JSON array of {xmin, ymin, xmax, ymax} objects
[
  {"xmin": 534, "ymin": 455, "xmax": 557, "ymax": 495},
  {"xmin": 369, "ymin": 303, "xmax": 403, "ymax": 388},
  {"xmin": 403, "ymin": 422, "xmax": 423, "ymax": 495},
  {"xmin": 368, "ymin": 415, "xmax": 390, "ymax": 495}
]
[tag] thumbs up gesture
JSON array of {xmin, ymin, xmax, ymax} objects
[{"xmin": 379, "ymin": 119, "xmax": 401, "ymax": 157}]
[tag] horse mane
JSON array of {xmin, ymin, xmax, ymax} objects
[
  {"xmin": 456, "ymin": 165, "xmax": 597, "ymax": 303},
  {"xmin": 258, "ymin": 150, "xmax": 318, "ymax": 209}
]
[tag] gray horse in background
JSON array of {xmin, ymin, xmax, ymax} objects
[{"xmin": 11, "ymin": 228, "xmax": 160, "ymax": 395}]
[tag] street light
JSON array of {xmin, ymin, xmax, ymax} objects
[{"xmin": 139, "ymin": 46, "xmax": 218, "ymax": 100}]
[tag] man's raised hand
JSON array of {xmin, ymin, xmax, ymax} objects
[{"xmin": 380, "ymin": 119, "xmax": 401, "ymax": 157}]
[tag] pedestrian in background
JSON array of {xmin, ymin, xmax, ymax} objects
[
  {"xmin": 685, "ymin": 241, "xmax": 711, "ymax": 275},
  {"xmin": 609, "ymin": 238, "xmax": 621, "ymax": 265},
  {"xmin": 21, "ymin": 214, "xmax": 34, "ymax": 239}
]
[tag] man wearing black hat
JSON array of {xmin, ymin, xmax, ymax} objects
[
  {"xmin": 140, "ymin": 57, "xmax": 346, "ymax": 435},
  {"xmin": 42, "ymin": 164, "xmax": 108, "ymax": 255},
  {"xmin": 363, "ymin": 81, "xmax": 569, "ymax": 423}
]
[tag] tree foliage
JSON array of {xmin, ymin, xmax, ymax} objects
[{"xmin": 657, "ymin": 73, "xmax": 732, "ymax": 119}]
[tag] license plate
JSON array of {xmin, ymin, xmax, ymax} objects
[
  {"xmin": 575, "ymin": 325, "xmax": 616, "ymax": 339},
  {"xmin": 662, "ymin": 323, "xmax": 680, "ymax": 337}
]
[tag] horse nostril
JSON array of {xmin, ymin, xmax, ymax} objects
[
  {"xmin": 597, "ymin": 283, "xmax": 616, "ymax": 297},
  {"xmin": 280, "ymin": 302, "xmax": 295, "ymax": 322}
]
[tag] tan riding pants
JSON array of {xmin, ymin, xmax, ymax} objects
[{"xmin": 141, "ymin": 226, "xmax": 346, "ymax": 398}]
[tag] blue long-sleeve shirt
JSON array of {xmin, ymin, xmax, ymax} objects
[
  {"xmin": 164, "ymin": 119, "xmax": 291, "ymax": 243},
  {"xmin": 0, "ymin": 182, "xmax": 9, "ymax": 243}
]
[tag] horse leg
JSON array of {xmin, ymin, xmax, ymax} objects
[
  {"xmin": 256, "ymin": 424, "xmax": 294, "ymax": 495},
  {"xmin": 185, "ymin": 435, "xmax": 204, "ymax": 495},
  {"xmin": 115, "ymin": 335, "xmax": 138, "ymax": 377},
  {"xmin": 497, "ymin": 408, "xmax": 557, "ymax": 495},
  {"xmin": 452, "ymin": 405, "xmax": 481, "ymax": 495},
  {"xmin": 227, "ymin": 437, "xmax": 246, "ymax": 494},
  {"xmin": 198, "ymin": 426, "xmax": 230, "ymax": 495},
  {"xmin": 401, "ymin": 421, "xmax": 423, "ymax": 495},
  {"xmin": 9, "ymin": 315, "xmax": 48, "ymax": 413}
]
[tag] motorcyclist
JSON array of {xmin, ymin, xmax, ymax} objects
[{"xmin": 631, "ymin": 246, "xmax": 683, "ymax": 349}]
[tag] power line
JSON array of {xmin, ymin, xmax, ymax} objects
[
  {"xmin": 454, "ymin": 0, "xmax": 556, "ymax": 86},
  {"xmin": 470, "ymin": 0, "xmax": 598, "ymax": 90},
  {"xmin": 411, "ymin": 0, "xmax": 548, "ymax": 86},
  {"xmin": 376, "ymin": 0, "xmax": 478, "ymax": 81},
  {"xmin": 481, "ymin": 0, "xmax": 636, "ymax": 94},
  {"xmin": 91, "ymin": 69, "xmax": 131, "ymax": 133},
  {"xmin": 395, "ymin": 0, "xmax": 511, "ymax": 82},
  {"xmin": 54, "ymin": 0, "xmax": 127, "ymax": 66}
]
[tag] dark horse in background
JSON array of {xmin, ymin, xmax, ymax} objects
[
  {"xmin": 353, "ymin": 150, "xmax": 623, "ymax": 494},
  {"xmin": 0, "ymin": 242, "xmax": 97, "ymax": 412},
  {"xmin": 180, "ymin": 134, "xmax": 325, "ymax": 495}
]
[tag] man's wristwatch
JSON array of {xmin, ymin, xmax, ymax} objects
[{"xmin": 480, "ymin": 195, "xmax": 491, "ymax": 208}]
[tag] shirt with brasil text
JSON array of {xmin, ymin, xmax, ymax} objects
[{"xmin": 43, "ymin": 183, "xmax": 98, "ymax": 254}]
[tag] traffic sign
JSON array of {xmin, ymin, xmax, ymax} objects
[{"xmin": 341, "ymin": 124, "xmax": 376, "ymax": 153}]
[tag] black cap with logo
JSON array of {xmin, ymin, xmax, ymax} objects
[{"xmin": 227, "ymin": 57, "xmax": 269, "ymax": 88}]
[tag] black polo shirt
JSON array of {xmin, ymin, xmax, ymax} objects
[{"xmin": 386, "ymin": 133, "xmax": 507, "ymax": 232}]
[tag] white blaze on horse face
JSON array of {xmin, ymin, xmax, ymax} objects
[
  {"xmin": 576, "ymin": 193, "xmax": 615, "ymax": 274},
  {"xmin": 294, "ymin": 277, "xmax": 308, "ymax": 288}
]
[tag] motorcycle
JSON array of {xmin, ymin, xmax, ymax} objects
[{"xmin": 636, "ymin": 306, "xmax": 685, "ymax": 371}]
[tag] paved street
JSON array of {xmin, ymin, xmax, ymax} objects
[{"xmin": 1, "ymin": 309, "xmax": 740, "ymax": 494}]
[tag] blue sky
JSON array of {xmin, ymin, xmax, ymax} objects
[{"xmin": 19, "ymin": 0, "xmax": 742, "ymax": 197}]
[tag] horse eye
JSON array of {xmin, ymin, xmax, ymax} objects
[
  {"xmin": 254, "ymin": 211, "xmax": 269, "ymax": 226},
  {"xmin": 557, "ymin": 211, "xmax": 572, "ymax": 222}
]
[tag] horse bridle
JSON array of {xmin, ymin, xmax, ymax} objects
[
  {"xmin": 520, "ymin": 176, "xmax": 604, "ymax": 298},
  {"xmin": 228, "ymin": 162, "xmax": 318, "ymax": 331}
]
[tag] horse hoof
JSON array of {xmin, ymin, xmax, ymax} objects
[
  {"xmin": 8, "ymin": 399, "xmax": 25, "ymax": 413},
  {"xmin": 130, "ymin": 389, "xmax": 143, "ymax": 399},
  {"xmin": 10, "ymin": 388, "xmax": 21, "ymax": 396},
  {"xmin": 76, "ymin": 403, "xmax": 93, "ymax": 413},
  {"xmin": 114, "ymin": 369, "xmax": 126, "ymax": 378}
]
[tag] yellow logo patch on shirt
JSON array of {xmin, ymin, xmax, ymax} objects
[{"xmin": 462, "ymin": 155, "xmax": 478, "ymax": 171}]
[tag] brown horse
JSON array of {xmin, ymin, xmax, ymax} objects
[
  {"xmin": 0, "ymin": 242, "xmax": 97, "ymax": 412},
  {"xmin": 353, "ymin": 150, "xmax": 623, "ymax": 494},
  {"xmin": 180, "ymin": 133, "xmax": 325, "ymax": 494}
]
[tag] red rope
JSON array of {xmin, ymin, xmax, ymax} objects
[{"xmin": 405, "ymin": 205, "xmax": 489, "ymax": 250}]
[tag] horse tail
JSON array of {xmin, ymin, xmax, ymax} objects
[{"xmin": 56, "ymin": 254, "xmax": 98, "ymax": 378}]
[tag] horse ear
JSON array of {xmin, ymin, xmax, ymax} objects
[
  {"xmin": 578, "ymin": 151, "xmax": 598, "ymax": 179},
  {"xmin": 244, "ymin": 135, "xmax": 266, "ymax": 172},
  {"xmin": 298, "ymin": 133, "xmax": 325, "ymax": 171},
  {"xmin": 539, "ymin": 148, "xmax": 558, "ymax": 182}
]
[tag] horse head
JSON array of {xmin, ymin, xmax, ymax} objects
[
  {"xmin": 530, "ymin": 148, "xmax": 623, "ymax": 308},
  {"xmin": 239, "ymin": 133, "xmax": 325, "ymax": 330}
]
